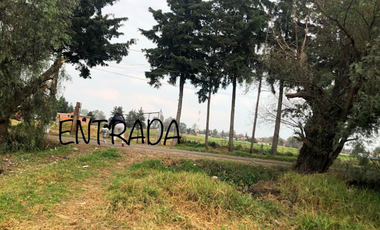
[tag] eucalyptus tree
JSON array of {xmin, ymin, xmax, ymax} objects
[
  {"xmin": 0, "ymin": 0, "xmax": 134, "ymax": 145},
  {"xmin": 140, "ymin": 0, "xmax": 207, "ymax": 145},
  {"xmin": 267, "ymin": 0, "xmax": 380, "ymax": 173}
]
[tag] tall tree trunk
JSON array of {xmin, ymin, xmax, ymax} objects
[
  {"xmin": 228, "ymin": 77, "xmax": 237, "ymax": 152},
  {"xmin": 172, "ymin": 75, "xmax": 185, "ymax": 146},
  {"xmin": 205, "ymin": 89, "xmax": 212, "ymax": 149},
  {"xmin": 249, "ymin": 78, "xmax": 262, "ymax": 153},
  {"xmin": 271, "ymin": 80, "xmax": 284, "ymax": 155}
]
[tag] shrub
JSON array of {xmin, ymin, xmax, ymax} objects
[
  {"xmin": 337, "ymin": 161, "xmax": 380, "ymax": 190},
  {"xmin": 3, "ymin": 123, "xmax": 47, "ymax": 153},
  {"xmin": 233, "ymin": 144, "xmax": 243, "ymax": 151},
  {"xmin": 208, "ymin": 141, "xmax": 220, "ymax": 148}
]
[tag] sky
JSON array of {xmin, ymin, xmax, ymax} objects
[{"xmin": 61, "ymin": 0, "xmax": 295, "ymax": 139}]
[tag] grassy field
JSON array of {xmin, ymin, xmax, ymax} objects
[{"xmin": 0, "ymin": 144, "xmax": 379, "ymax": 229}]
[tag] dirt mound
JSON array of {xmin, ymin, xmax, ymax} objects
[{"xmin": 247, "ymin": 181, "xmax": 280, "ymax": 196}]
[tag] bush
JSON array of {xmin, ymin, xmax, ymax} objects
[
  {"xmin": 337, "ymin": 161, "xmax": 380, "ymax": 190},
  {"xmin": 208, "ymin": 141, "xmax": 220, "ymax": 148},
  {"xmin": 3, "ymin": 123, "xmax": 47, "ymax": 153},
  {"xmin": 233, "ymin": 144, "xmax": 243, "ymax": 151}
]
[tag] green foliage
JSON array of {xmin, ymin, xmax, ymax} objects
[
  {"xmin": 53, "ymin": 96, "xmax": 73, "ymax": 116},
  {"xmin": 140, "ymin": 0, "xmax": 206, "ymax": 88},
  {"xmin": 3, "ymin": 123, "xmax": 47, "ymax": 153},
  {"xmin": 110, "ymin": 106, "xmax": 125, "ymax": 117},
  {"xmin": 0, "ymin": 0, "xmax": 134, "ymax": 148},
  {"xmin": 265, "ymin": 0, "xmax": 380, "ymax": 172},
  {"xmin": 208, "ymin": 141, "xmax": 220, "ymax": 148},
  {"xmin": 125, "ymin": 107, "xmax": 146, "ymax": 128},
  {"xmin": 62, "ymin": 0, "xmax": 135, "ymax": 78}
]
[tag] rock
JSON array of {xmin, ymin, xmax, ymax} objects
[
  {"xmin": 73, "ymin": 147, "xmax": 79, "ymax": 151},
  {"xmin": 211, "ymin": 176, "xmax": 218, "ymax": 180}
]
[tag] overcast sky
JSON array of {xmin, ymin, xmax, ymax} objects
[{"xmin": 61, "ymin": 0, "xmax": 295, "ymax": 139}]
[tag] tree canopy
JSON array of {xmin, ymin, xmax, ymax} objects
[
  {"xmin": 0, "ymin": 0, "xmax": 135, "ymax": 146},
  {"xmin": 266, "ymin": 0, "xmax": 380, "ymax": 173}
]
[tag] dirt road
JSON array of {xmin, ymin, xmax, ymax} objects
[{"xmin": 47, "ymin": 135, "xmax": 293, "ymax": 166}]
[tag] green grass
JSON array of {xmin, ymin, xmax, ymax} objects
[
  {"xmin": 173, "ymin": 139, "xmax": 298, "ymax": 163},
  {"xmin": 0, "ymin": 145, "xmax": 379, "ymax": 229},
  {"xmin": 105, "ymin": 159, "xmax": 380, "ymax": 229},
  {"xmin": 105, "ymin": 159, "xmax": 283, "ymax": 228},
  {"xmin": 0, "ymin": 147, "xmax": 121, "ymax": 222},
  {"xmin": 182, "ymin": 135, "xmax": 298, "ymax": 153},
  {"xmin": 278, "ymin": 172, "xmax": 380, "ymax": 229}
]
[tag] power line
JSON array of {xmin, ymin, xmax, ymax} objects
[{"xmin": 92, "ymin": 67, "xmax": 252, "ymax": 99}]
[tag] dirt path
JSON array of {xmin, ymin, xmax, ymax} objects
[{"xmin": 48, "ymin": 135, "xmax": 292, "ymax": 167}]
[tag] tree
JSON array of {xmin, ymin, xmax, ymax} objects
[
  {"xmin": 164, "ymin": 117, "xmax": 175, "ymax": 132},
  {"xmin": 266, "ymin": 0, "xmax": 380, "ymax": 173},
  {"xmin": 192, "ymin": 0, "xmax": 225, "ymax": 149},
  {"xmin": 90, "ymin": 110, "xmax": 106, "ymax": 120},
  {"xmin": 111, "ymin": 106, "xmax": 125, "ymax": 117},
  {"xmin": 285, "ymin": 137, "xmax": 302, "ymax": 149},
  {"xmin": 136, "ymin": 107, "xmax": 146, "ymax": 128},
  {"xmin": 270, "ymin": 80, "xmax": 284, "ymax": 155},
  {"xmin": 0, "ymin": 0, "xmax": 134, "ymax": 144},
  {"xmin": 180, "ymin": 123, "xmax": 187, "ymax": 134},
  {"xmin": 140, "ymin": 0, "xmax": 206, "ymax": 145},
  {"xmin": 210, "ymin": 0, "xmax": 267, "ymax": 152},
  {"xmin": 87, "ymin": 111, "xmax": 94, "ymax": 120},
  {"xmin": 125, "ymin": 110, "xmax": 137, "ymax": 128},
  {"xmin": 212, "ymin": 129, "xmax": 218, "ymax": 137},
  {"xmin": 249, "ymin": 77, "xmax": 263, "ymax": 153},
  {"xmin": 54, "ymin": 96, "xmax": 73, "ymax": 118},
  {"xmin": 81, "ymin": 109, "xmax": 89, "ymax": 117}
]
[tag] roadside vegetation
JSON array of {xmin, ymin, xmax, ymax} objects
[{"xmin": 0, "ymin": 145, "xmax": 379, "ymax": 229}]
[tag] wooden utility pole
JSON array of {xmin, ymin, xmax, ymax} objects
[{"xmin": 70, "ymin": 102, "xmax": 81, "ymax": 135}]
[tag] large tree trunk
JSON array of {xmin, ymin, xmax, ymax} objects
[
  {"xmin": 172, "ymin": 75, "xmax": 185, "ymax": 146},
  {"xmin": 250, "ymin": 78, "xmax": 262, "ymax": 153},
  {"xmin": 271, "ymin": 80, "xmax": 284, "ymax": 155},
  {"xmin": 205, "ymin": 89, "xmax": 212, "ymax": 149},
  {"xmin": 228, "ymin": 77, "xmax": 237, "ymax": 152},
  {"xmin": 294, "ymin": 113, "xmax": 341, "ymax": 173}
]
